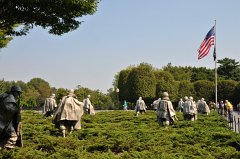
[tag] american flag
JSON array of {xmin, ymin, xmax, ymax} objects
[{"xmin": 198, "ymin": 26, "xmax": 215, "ymax": 60}]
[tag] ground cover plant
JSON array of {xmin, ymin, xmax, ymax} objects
[{"xmin": 1, "ymin": 110, "xmax": 240, "ymax": 159}]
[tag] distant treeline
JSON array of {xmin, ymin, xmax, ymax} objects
[
  {"xmin": 0, "ymin": 78, "xmax": 114, "ymax": 110},
  {"xmin": 114, "ymin": 57, "xmax": 240, "ymax": 107},
  {"xmin": 1, "ymin": 57, "xmax": 240, "ymax": 109}
]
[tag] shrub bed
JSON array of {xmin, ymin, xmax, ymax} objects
[{"xmin": 1, "ymin": 110, "xmax": 240, "ymax": 159}]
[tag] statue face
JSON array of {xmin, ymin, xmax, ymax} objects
[{"xmin": 13, "ymin": 91, "xmax": 21, "ymax": 100}]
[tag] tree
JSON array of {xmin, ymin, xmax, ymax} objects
[
  {"xmin": 118, "ymin": 69, "xmax": 131, "ymax": 101},
  {"xmin": 217, "ymin": 80, "xmax": 237, "ymax": 104},
  {"xmin": 193, "ymin": 80, "xmax": 214, "ymax": 102},
  {"xmin": 75, "ymin": 87, "xmax": 113, "ymax": 110},
  {"xmin": 177, "ymin": 80, "xmax": 195, "ymax": 100},
  {"xmin": 0, "ymin": 79, "xmax": 5, "ymax": 94},
  {"xmin": 233, "ymin": 82, "xmax": 240, "ymax": 106},
  {"xmin": 55, "ymin": 88, "xmax": 68, "ymax": 103},
  {"xmin": 0, "ymin": 79, "xmax": 27, "ymax": 94},
  {"xmin": 154, "ymin": 70, "xmax": 178, "ymax": 101},
  {"xmin": 27, "ymin": 78, "xmax": 51, "ymax": 105},
  {"xmin": 75, "ymin": 87, "xmax": 92, "ymax": 101},
  {"xmin": 112, "ymin": 65, "xmax": 134, "ymax": 89},
  {"xmin": 127, "ymin": 63, "xmax": 156, "ymax": 104},
  {"xmin": 0, "ymin": 0, "xmax": 100, "ymax": 47},
  {"xmin": 217, "ymin": 58, "xmax": 240, "ymax": 81},
  {"xmin": 163, "ymin": 63, "xmax": 192, "ymax": 81},
  {"xmin": 21, "ymin": 85, "xmax": 40, "ymax": 107},
  {"xmin": 191, "ymin": 67, "xmax": 215, "ymax": 82},
  {"xmin": 0, "ymin": 28, "xmax": 13, "ymax": 48}
]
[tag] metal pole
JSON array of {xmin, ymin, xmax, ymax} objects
[
  {"xmin": 238, "ymin": 118, "xmax": 240, "ymax": 133},
  {"xmin": 116, "ymin": 88, "xmax": 119, "ymax": 110},
  {"xmin": 234, "ymin": 116, "xmax": 236, "ymax": 132},
  {"xmin": 117, "ymin": 93, "xmax": 119, "ymax": 110},
  {"xmin": 214, "ymin": 20, "xmax": 218, "ymax": 107}
]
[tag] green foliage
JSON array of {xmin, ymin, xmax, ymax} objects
[
  {"xmin": 75, "ymin": 87, "xmax": 92, "ymax": 101},
  {"xmin": 217, "ymin": 80, "xmax": 237, "ymax": 104},
  {"xmin": 127, "ymin": 63, "xmax": 156, "ymax": 103},
  {"xmin": 0, "ymin": 80, "xmax": 18, "ymax": 93},
  {"xmin": 233, "ymin": 82, "xmax": 240, "ymax": 106},
  {"xmin": 0, "ymin": 79, "xmax": 5, "ymax": 94},
  {"xmin": 118, "ymin": 69, "xmax": 131, "ymax": 101},
  {"xmin": 0, "ymin": 1, "xmax": 99, "ymax": 36},
  {"xmin": 154, "ymin": 70, "xmax": 178, "ymax": 101},
  {"xmin": 0, "ymin": 28, "xmax": 13, "ymax": 48},
  {"xmin": 75, "ymin": 87, "xmax": 114, "ymax": 110},
  {"xmin": 0, "ymin": 78, "xmax": 114, "ymax": 109},
  {"xmin": 115, "ymin": 60, "xmax": 240, "ymax": 104},
  {"xmin": 55, "ymin": 88, "xmax": 68, "ymax": 103},
  {"xmin": 191, "ymin": 67, "xmax": 215, "ymax": 82},
  {"xmin": 27, "ymin": 78, "xmax": 51, "ymax": 106},
  {"xmin": 21, "ymin": 85, "xmax": 40, "ymax": 107},
  {"xmin": 193, "ymin": 80, "xmax": 215, "ymax": 101},
  {"xmin": 217, "ymin": 58, "xmax": 240, "ymax": 81},
  {"xmin": 163, "ymin": 63, "xmax": 192, "ymax": 81},
  {"xmin": 1, "ymin": 110, "xmax": 240, "ymax": 159},
  {"xmin": 177, "ymin": 80, "xmax": 195, "ymax": 99},
  {"xmin": 0, "ymin": 0, "xmax": 99, "ymax": 47}
]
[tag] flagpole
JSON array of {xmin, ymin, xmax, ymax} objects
[{"xmin": 214, "ymin": 20, "xmax": 217, "ymax": 106}]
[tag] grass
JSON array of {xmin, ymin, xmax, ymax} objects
[{"xmin": 1, "ymin": 110, "xmax": 240, "ymax": 159}]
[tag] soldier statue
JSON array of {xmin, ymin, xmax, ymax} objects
[
  {"xmin": 53, "ymin": 89, "xmax": 83, "ymax": 137},
  {"xmin": 135, "ymin": 97, "xmax": 147, "ymax": 116},
  {"xmin": 152, "ymin": 98, "xmax": 161, "ymax": 111},
  {"xmin": 183, "ymin": 96, "xmax": 196, "ymax": 121},
  {"xmin": 43, "ymin": 93, "xmax": 57, "ymax": 117},
  {"xmin": 197, "ymin": 98, "xmax": 210, "ymax": 115},
  {"xmin": 178, "ymin": 98, "xmax": 184, "ymax": 112},
  {"xmin": 83, "ymin": 95, "xmax": 95, "ymax": 115},
  {"xmin": 0, "ymin": 86, "xmax": 23, "ymax": 149},
  {"xmin": 189, "ymin": 96, "xmax": 198, "ymax": 120},
  {"xmin": 157, "ymin": 92, "xmax": 177, "ymax": 127}
]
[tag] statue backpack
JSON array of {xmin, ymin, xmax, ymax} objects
[
  {"xmin": 0, "ymin": 92, "xmax": 23, "ymax": 147},
  {"xmin": 0, "ymin": 92, "xmax": 8, "ymax": 106}
]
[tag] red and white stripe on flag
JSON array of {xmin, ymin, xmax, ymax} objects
[
  {"xmin": 198, "ymin": 26, "xmax": 215, "ymax": 60},
  {"xmin": 198, "ymin": 36, "xmax": 215, "ymax": 59}
]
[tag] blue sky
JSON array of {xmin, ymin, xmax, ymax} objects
[{"xmin": 1, "ymin": 0, "xmax": 240, "ymax": 93}]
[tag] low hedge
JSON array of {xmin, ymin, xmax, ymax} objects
[{"xmin": 1, "ymin": 110, "xmax": 240, "ymax": 159}]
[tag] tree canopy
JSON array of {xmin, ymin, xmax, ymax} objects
[
  {"xmin": 0, "ymin": 28, "xmax": 13, "ymax": 48},
  {"xmin": 193, "ymin": 80, "xmax": 214, "ymax": 102},
  {"xmin": 127, "ymin": 63, "xmax": 156, "ymax": 103},
  {"xmin": 113, "ymin": 57, "xmax": 240, "ymax": 106},
  {"xmin": 217, "ymin": 58, "xmax": 240, "ymax": 81},
  {"xmin": 163, "ymin": 63, "xmax": 192, "ymax": 81},
  {"xmin": 118, "ymin": 69, "xmax": 131, "ymax": 101},
  {"xmin": 0, "ymin": 0, "xmax": 100, "ymax": 47},
  {"xmin": 154, "ymin": 70, "xmax": 178, "ymax": 101},
  {"xmin": 27, "ymin": 78, "xmax": 51, "ymax": 104}
]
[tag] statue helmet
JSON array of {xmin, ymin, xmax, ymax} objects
[
  {"xmin": 10, "ymin": 86, "xmax": 22, "ymax": 93},
  {"xmin": 162, "ymin": 92, "xmax": 169, "ymax": 97},
  {"xmin": 184, "ymin": 96, "xmax": 188, "ymax": 101},
  {"xmin": 189, "ymin": 96, "xmax": 193, "ymax": 100},
  {"xmin": 87, "ymin": 95, "xmax": 91, "ymax": 98}
]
